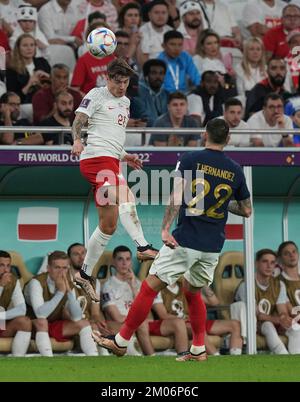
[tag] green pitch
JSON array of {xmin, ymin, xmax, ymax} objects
[{"xmin": 0, "ymin": 355, "xmax": 299, "ymax": 382}]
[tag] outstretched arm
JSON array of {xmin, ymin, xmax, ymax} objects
[
  {"xmin": 228, "ymin": 198, "xmax": 252, "ymax": 218},
  {"xmin": 161, "ymin": 177, "xmax": 185, "ymax": 248},
  {"xmin": 71, "ymin": 112, "xmax": 88, "ymax": 156}
]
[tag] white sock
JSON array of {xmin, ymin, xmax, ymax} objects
[
  {"xmin": 115, "ymin": 332, "xmax": 130, "ymax": 347},
  {"xmin": 261, "ymin": 321, "xmax": 288, "ymax": 355},
  {"xmin": 11, "ymin": 331, "xmax": 31, "ymax": 357},
  {"xmin": 82, "ymin": 226, "xmax": 112, "ymax": 276},
  {"xmin": 119, "ymin": 202, "xmax": 148, "ymax": 247},
  {"xmin": 127, "ymin": 336, "xmax": 142, "ymax": 356},
  {"xmin": 79, "ymin": 325, "xmax": 98, "ymax": 356},
  {"xmin": 36, "ymin": 331, "xmax": 53, "ymax": 357},
  {"xmin": 190, "ymin": 345, "xmax": 206, "ymax": 355},
  {"xmin": 98, "ymin": 346, "xmax": 110, "ymax": 356},
  {"xmin": 213, "ymin": 352, "xmax": 220, "ymax": 356},
  {"xmin": 286, "ymin": 326, "xmax": 300, "ymax": 354},
  {"xmin": 230, "ymin": 348, "xmax": 242, "ymax": 355}
]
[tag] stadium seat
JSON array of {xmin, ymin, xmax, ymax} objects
[
  {"xmin": 92, "ymin": 251, "xmax": 114, "ymax": 284},
  {"xmin": 48, "ymin": 44, "xmax": 76, "ymax": 71}
]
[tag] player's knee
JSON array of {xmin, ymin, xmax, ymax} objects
[
  {"xmin": 170, "ymin": 318, "xmax": 186, "ymax": 333},
  {"xmin": 75, "ymin": 319, "xmax": 90, "ymax": 332},
  {"xmin": 19, "ymin": 316, "xmax": 32, "ymax": 331},
  {"xmin": 99, "ymin": 222, "xmax": 117, "ymax": 235},
  {"xmin": 33, "ymin": 318, "xmax": 48, "ymax": 332},
  {"xmin": 137, "ymin": 321, "xmax": 149, "ymax": 335}
]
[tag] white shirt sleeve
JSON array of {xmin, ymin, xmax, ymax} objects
[
  {"xmin": 66, "ymin": 291, "xmax": 83, "ymax": 321},
  {"xmin": 101, "ymin": 280, "xmax": 115, "ymax": 309},
  {"xmin": 76, "ymin": 88, "xmax": 102, "ymax": 117},
  {"xmin": 27, "ymin": 278, "xmax": 65, "ymax": 318},
  {"xmin": 38, "ymin": 6, "xmax": 75, "ymax": 42},
  {"xmin": 153, "ymin": 291, "xmax": 163, "ymax": 305},
  {"xmin": 187, "ymin": 94, "xmax": 204, "ymax": 117},
  {"xmin": 3, "ymin": 280, "xmax": 26, "ymax": 320}
]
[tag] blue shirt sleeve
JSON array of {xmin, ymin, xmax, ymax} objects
[
  {"xmin": 184, "ymin": 52, "xmax": 201, "ymax": 86},
  {"xmin": 234, "ymin": 169, "xmax": 251, "ymax": 201}
]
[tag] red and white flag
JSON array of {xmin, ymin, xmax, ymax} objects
[
  {"xmin": 225, "ymin": 213, "xmax": 243, "ymax": 240},
  {"xmin": 17, "ymin": 207, "xmax": 59, "ymax": 241}
]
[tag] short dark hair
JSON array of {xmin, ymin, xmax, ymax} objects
[
  {"xmin": 48, "ymin": 250, "xmax": 69, "ymax": 265},
  {"xmin": 67, "ymin": 243, "xmax": 85, "ymax": 257},
  {"xmin": 263, "ymin": 93, "xmax": 284, "ymax": 107},
  {"xmin": 107, "ymin": 58, "xmax": 135, "ymax": 79},
  {"xmin": 88, "ymin": 11, "xmax": 106, "ymax": 25},
  {"xmin": 167, "ymin": 91, "xmax": 187, "ymax": 104},
  {"xmin": 0, "ymin": 250, "xmax": 11, "ymax": 259},
  {"xmin": 115, "ymin": 30, "xmax": 130, "ymax": 39},
  {"xmin": 163, "ymin": 30, "xmax": 183, "ymax": 44},
  {"xmin": 224, "ymin": 97, "xmax": 243, "ymax": 110},
  {"xmin": 201, "ymin": 70, "xmax": 218, "ymax": 81},
  {"xmin": 277, "ymin": 241, "xmax": 299, "ymax": 257},
  {"xmin": 0, "ymin": 91, "xmax": 19, "ymax": 104},
  {"xmin": 118, "ymin": 2, "xmax": 141, "ymax": 28},
  {"xmin": 256, "ymin": 248, "xmax": 277, "ymax": 261},
  {"xmin": 267, "ymin": 56, "xmax": 285, "ymax": 67},
  {"xmin": 113, "ymin": 245, "xmax": 132, "ymax": 258},
  {"xmin": 206, "ymin": 118, "xmax": 229, "ymax": 144},
  {"xmin": 54, "ymin": 90, "xmax": 73, "ymax": 102},
  {"xmin": 143, "ymin": 59, "xmax": 167, "ymax": 77},
  {"xmin": 147, "ymin": 0, "xmax": 168, "ymax": 14},
  {"xmin": 51, "ymin": 64, "xmax": 69, "ymax": 75},
  {"xmin": 85, "ymin": 21, "xmax": 111, "ymax": 39}
]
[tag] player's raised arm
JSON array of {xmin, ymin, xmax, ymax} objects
[
  {"xmin": 161, "ymin": 176, "xmax": 186, "ymax": 248},
  {"xmin": 71, "ymin": 112, "xmax": 88, "ymax": 156},
  {"xmin": 228, "ymin": 198, "xmax": 252, "ymax": 218}
]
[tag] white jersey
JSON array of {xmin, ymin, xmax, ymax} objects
[
  {"xmin": 102, "ymin": 275, "xmax": 162, "ymax": 316},
  {"xmin": 76, "ymin": 86, "xmax": 130, "ymax": 161}
]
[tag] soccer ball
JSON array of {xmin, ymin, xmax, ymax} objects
[{"xmin": 86, "ymin": 27, "xmax": 117, "ymax": 58}]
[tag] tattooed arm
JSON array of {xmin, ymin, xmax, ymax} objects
[
  {"xmin": 161, "ymin": 177, "xmax": 185, "ymax": 248},
  {"xmin": 71, "ymin": 112, "xmax": 88, "ymax": 156},
  {"xmin": 228, "ymin": 198, "xmax": 252, "ymax": 218}
]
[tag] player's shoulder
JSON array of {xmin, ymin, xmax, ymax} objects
[{"xmin": 85, "ymin": 86, "xmax": 107, "ymax": 99}]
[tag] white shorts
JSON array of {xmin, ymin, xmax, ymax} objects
[{"xmin": 149, "ymin": 244, "xmax": 219, "ymax": 288}]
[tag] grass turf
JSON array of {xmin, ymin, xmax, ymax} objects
[{"xmin": 0, "ymin": 355, "xmax": 299, "ymax": 382}]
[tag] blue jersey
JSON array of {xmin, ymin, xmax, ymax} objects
[{"xmin": 172, "ymin": 149, "xmax": 250, "ymax": 253}]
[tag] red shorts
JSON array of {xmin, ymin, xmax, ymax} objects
[
  {"xmin": 0, "ymin": 329, "xmax": 6, "ymax": 337},
  {"xmin": 148, "ymin": 320, "xmax": 163, "ymax": 336},
  {"xmin": 206, "ymin": 320, "xmax": 215, "ymax": 333},
  {"xmin": 80, "ymin": 156, "xmax": 127, "ymax": 207},
  {"xmin": 48, "ymin": 320, "xmax": 71, "ymax": 342}
]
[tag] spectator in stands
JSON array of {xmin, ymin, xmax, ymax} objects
[
  {"xmin": 138, "ymin": 0, "xmax": 172, "ymax": 66},
  {"xmin": 199, "ymin": 0, "xmax": 242, "ymax": 48},
  {"xmin": 118, "ymin": 2, "xmax": 142, "ymax": 61},
  {"xmin": 39, "ymin": 91, "xmax": 74, "ymax": 145},
  {"xmin": 32, "ymin": 63, "xmax": 82, "ymax": 125},
  {"xmin": 193, "ymin": 29, "xmax": 236, "ymax": 86},
  {"xmin": 284, "ymin": 97, "xmax": 300, "ymax": 146},
  {"xmin": 235, "ymin": 37, "xmax": 267, "ymax": 101},
  {"xmin": 188, "ymin": 70, "xmax": 234, "ymax": 126},
  {"xmin": 245, "ymin": 57, "xmax": 288, "ymax": 119},
  {"xmin": 241, "ymin": 0, "xmax": 285, "ymax": 39},
  {"xmin": 285, "ymin": 30, "xmax": 300, "ymax": 94},
  {"xmin": 38, "ymin": 0, "xmax": 81, "ymax": 48},
  {"xmin": 0, "ymin": 91, "xmax": 44, "ymax": 145},
  {"xmin": 101, "ymin": 245, "xmax": 189, "ymax": 357},
  {"xmin": 71, "ymin": 22, "xmax": 115, "ymax": 95},
  {"xmin": 236, "ymin": 248, "xmax": 300, "ymax": 354},
  {"xmin": 248, "ymin": 93, "xmax": 294, "ymax": 147},
  {"xmin": 158, "ymin": 30, "xmax": 200, "ymax": 94},
  {"xmin": 177, "ymin": 1, "xmax": 203, "ymax": 55},
  {"xmin": 6, "ymin": 33, "xmax": 51, "ymax": 104},
  {"xmin": 10, "ymin": 5, "xmax": 49, "ymax": 59},
  {"xmin": 263, "ymin": 4, "xmax": 300, "ymax": 59},
  {"xmin": 131, "ymin": 59, "xmax": 168, "ymax": 127},
  {"xmin": 149, "ymin": 91, "xmax": 199, "ymax": 146},
  {"xmin": 24, "ymin": 250, "xmax": 98, "ymax": 357},
  {"xmin": 0, "ymin": 250, "xmax": 32, "ymax": 357},
  {"xmin": 0, "ymin": 0, "xmax": 19, "ymax": 34},
  {"xmin": 76, "ymin": 0, "xmax": 118, "ymax": 32},
  {"xmin": 222, "ymin": 98, "xmax": 250, "ymax": 147},
  {"xmin": 71, "ymin": 10, "xmax": 106, "ymax": 43}
]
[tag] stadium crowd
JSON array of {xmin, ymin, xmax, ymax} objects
[{"xmin": 1, "ymin": 0, "xmax": 300, "ymax": 146}]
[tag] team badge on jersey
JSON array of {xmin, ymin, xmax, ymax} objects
[{"xmin": 80, "ymin": 98, "xmax": 91, "ymax": 108}]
